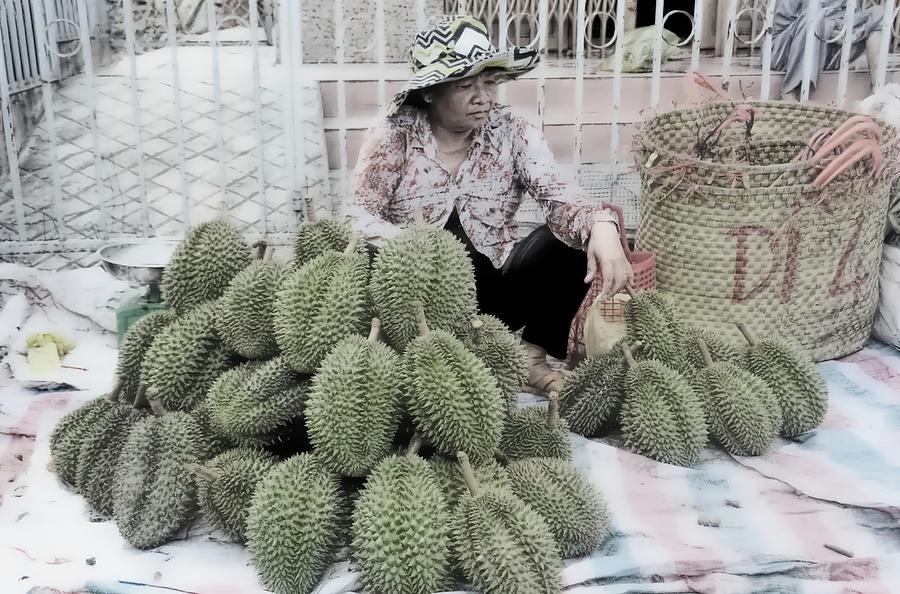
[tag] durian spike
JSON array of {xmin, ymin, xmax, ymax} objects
[
  {"xmin": 192, "ymin": 463, "xmax": 220, "ymax": 482},
  {"xmin": 547, "ymin": 391, "xmax": 560, "ymax": 428},
  {"xmin": 368, "ymin": 318, "xmax": 382, "ymax": 342},
  {"xmin": 132, "ymin": 386, "xmax": 149, "ymax": 409},
  {"xmin": 406, "ymin": 433, "xmax": 424, "ymax": 457},
  {"xmin": 624, "ymin": 285, "xmax": 638, "ymax": 298},
  {"xmin": 471, "ymin": 318, "xmax": 484, "ymax": 344},
  {"xmin": 735, "ymin": 322, "xmax": 758, "ymax": 347},
  {"xmin": 456, "ymin": 451, "xmax": 481, "ymax": 498},
  {"xmin": 254, "ymin": 240, "xmax": 268, "ymax": 260},
  {"xmin": 697, "ymin": 339, "xmax": 714, "ymax": 367},
  {"xmin": 622, "ymin": 343, "xmax": 637, "ymax": 368},
  {"xmin": 413, "ymin": 301, "xmax": 430, "ymax": 336},
  {"xmin": 343, "ymin": 235, "xmax": 361, "ymax": 256}
]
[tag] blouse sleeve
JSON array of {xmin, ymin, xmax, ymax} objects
[
  {"xmin": 512, "ymin": 118, "xmax": 617, "ymax": 250},
  {"xmin": 342, "ymin": 119, "xmax": 408, "ymax": 247}
]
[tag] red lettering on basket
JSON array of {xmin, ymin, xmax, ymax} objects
[
  {"xmin": 727, "ymin": 225, "xmax": 777, "ymax": 303},
  {"xmin": 829, "ymin": 213, "xmax": 870, "ymax": 300},
  {"xmin": 781, "ymin": 225, "xmax": 801, "ymax": 304},
  {"xmin": 727, "ymin": 224, "xmax": 800, "ymax": 305}
]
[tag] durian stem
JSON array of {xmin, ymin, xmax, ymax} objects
[
  {"xmin": 622, "ymin": 343, "xmax": 636, "ymax": 368},
  {"xmin": 413, "ymin": 301, "xmax": 430, "ymax": 336},
  {"xmin": 630, "ymin": 340, "xmax": 644, "ymax": 354},
  {"xmin": 697, "ymin": 339, "xmax": 714, "ymax": 367},
  {"xmin": 414, "ymin": 207, "xmax": 426, "ymax": 226},
  {"xmin": 406, "ymin": 433, "xmax": 423, "ymax": 457},
  {"xmin": 146, "ymin": 390, "xmax": 166, "ymax": 416},
  {"xmin": 368, "ymin": 318, "xmax": 382, "ymax": 342},
  {"xmin": 456, "ymin": 451, "xmax": 481, "ymax": 498},
  {"xmin": 262, "ymin": 246, "xmax": 274, "ymax": 262},
  {"xmin": 735, "ymin": 322, "xmax": 758, "ymax": 347},
  {"xmin": 133, "ymin": 386, "xmax": 149, "ymax": 409},
  {"xmin": 255, "ymin": 241, "xmax": 268, "ymax": 260},
  {"xmin": 547, "ymin": 391, "xmax": 560, "ymax": 427},
  {"xmin": 192, "ymin": 464, "xmax": 219, "ymax": 482},
  {"xmin": 624, "ymin": 285, "xmax": 638, "ymax": 298},
  {"xmin": 109, "ymin": 380, "xmax": 122, "ymax": 401},
  {"xmin": 471, "ymin": 319, "xmax": 484, "ymax": 344},
  {"xmin": 343, "ymin": 236, "xmax": 360, "ymax": 256}
]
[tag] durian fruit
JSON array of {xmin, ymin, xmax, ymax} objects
[
  {"xmin": 370, "ymin": 227, "xmax": 476, "ymax": 351},
  {"xmin": 430, "ymin": 455, "xmax": 511, "ymax": 511},
  {"xmin": 454, "ymin": 315, "xmax": 527, "ymax": 411},
  {"xmin": 737, "ymin": 323, "xmax": 827, "ymax": 437},
  {"xmin": 217, "ymin": 243, "xmax": 287, "ymax": 360},
  {"xmin": 208, "ymin": 355, "xmax": 309, "ymax": 446},
  {"xmin": 557, "ymin": 341, "xmax": 638, "ymax": 437},
  {"xmin": 274, "ymin": 238, "xmax": 370, "ymax": 374},
  {"xmin": 624, "ymin": 287, "xmax": 685, "ymax": 367},
  {"xmin": 294, "ymin": 217, "xmax": 359, "ymax": 267},
  {"xmin": 306, "ymin": 318, "xmax": 402, "ymax": 477},
  {"xmin": 191, "ymin": 395, "xmax": 238, "ymax": 460},
  {"xmin": 507, "ymin": 458, "xmax": 610, "ymax": 559},
  {"xmin": 194, "ymin": 447, "xmax": 278, "ymax": 543},
  {"xmin": 140, "ymin": 302, "xmax": 233, "ymax": 412},
  {"xmin": 499, "ymin": 392, "xmax": 572, "ymax": 462},
  {"xmin": 619, "ymin": 343, "xmax": 707, "ymax": 467},
  {"xmin": 403, "ymin": 302, "xmax": 504, "ymax": 464},
  {"xmin": 351, "ymin": 435, "xmax": 451, "ymax": 594},
  {"xmin": 112, "ymin": 412, "xmax": 209, "ymax": 549},
  {"xmin": 246, "ymin": 453, "xmax": 344, "ymax": 594},
  {"xmin": 692, "ymin": 339, "xmax": 781, "ymax": 456},
  {"xmin": 682, "ymin": 324, "xmax": 741, "ymax": 373},
  {"xmin": 115, "ymin": 310, "xmax": 177, "ymax": 405},
  {"xmin": 50, "ymin": 396, "xmax": 117, "ymax": 486},
  {"xmin": 75, "ymin": 403, "xmax": 149, "ymax": 516},
  {"xmin": 451, "ymin": 451, "xmax": 561, "ymax": 594},
  {"xmin": 162, "ymin": 218, "xmax": 253, "ymax": 314}
]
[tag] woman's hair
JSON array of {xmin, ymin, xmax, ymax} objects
[{"xmin": 402, "ymin": 88, "xmax": 432, "ymax": 110}]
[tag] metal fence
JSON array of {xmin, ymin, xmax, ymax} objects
[{"xmin": 1, "ymin": 0, "xmax": 900, "ymax": 269}]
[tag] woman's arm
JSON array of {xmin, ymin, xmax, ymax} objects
[
  {"xmin": 342, "ymin": 120, "xmax": 407, "ymax": 247},
  {"xmin": 513, "ymin": 118, "xmax": 632, "ymax": 296},
  {"xmin": 512, "ymin": 118, "xmax": 617, "ymax": 249}
]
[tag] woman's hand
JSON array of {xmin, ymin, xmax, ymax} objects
[{"xmin": 585, "ymin": 221, "xmax": 634, "ymax": 297}]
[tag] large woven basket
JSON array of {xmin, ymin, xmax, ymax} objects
[{"xmin": 635, "ymin": 101, "xmax": 899, "ymax": 361}]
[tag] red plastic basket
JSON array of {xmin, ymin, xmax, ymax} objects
[{"xmin": 567, "ymin": 202, "xmax": 656, "ymax": 366}]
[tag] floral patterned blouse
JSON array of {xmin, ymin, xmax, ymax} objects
[{"xmin": 344, "ymin": 104, "xmax": 616, "ymax": 269}]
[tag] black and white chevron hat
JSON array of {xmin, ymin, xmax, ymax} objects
[{"xmin": 386, "ymin": 15, "xmax": 540, "ymax": 116}]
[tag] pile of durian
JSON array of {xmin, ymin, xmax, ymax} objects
[
  {"xmin": 561, "ymin": 288, "xmax": 829, "ymax": 467},
  {"xmin": 49, "ymin": 218, "xmax": 612, "ymax": 594}
]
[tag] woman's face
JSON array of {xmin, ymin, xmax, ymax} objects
[{"xmin": 424, "ymin": 71, "xmax": 499, "ymax": 132}]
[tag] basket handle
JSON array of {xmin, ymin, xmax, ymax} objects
[
  {"xmin": 600, "ymin": 201, "xmax": 632, "ymax": 259},
  {"xmin": 810, "ymin": 137, "xmax": 884, "ymax": 190}
]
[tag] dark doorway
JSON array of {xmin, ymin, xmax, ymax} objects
[{"xmin": 635, "ymin": 0, "xmax": 696, "ymax": 41}]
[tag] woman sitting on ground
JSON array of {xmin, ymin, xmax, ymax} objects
[{"xmin": 345, "ymin": 15, "xmax": 633, "ymax": 394}]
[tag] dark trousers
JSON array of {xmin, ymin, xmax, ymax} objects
[{"xmin": 443, "ymin": 210, "xmax": 589, "ymax": 360}]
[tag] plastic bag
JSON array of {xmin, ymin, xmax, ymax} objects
[
  {"xmin": 873, "ymin": 243, "xmax": 900, "ymax": 350},
  {"xmin": 581, "ymin": 293, "xmax": 630, "ymax": 357},
  {"xmin": 598, "ymin": 26, "xmax": 682, "ymax": 73}
]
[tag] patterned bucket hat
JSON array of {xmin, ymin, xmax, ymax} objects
[{"xmin": 386, "ymin": 15, "xmax": 540, "ymax": 116}]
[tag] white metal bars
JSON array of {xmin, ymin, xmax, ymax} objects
[
  {"xmin": 30, "ymin": 0, "xmax": 65, "ymax": 240},
  {"xmin": 0, "ymin": 2, "xmax": 26, "ymax": 239}
]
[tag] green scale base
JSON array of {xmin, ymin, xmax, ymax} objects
[{"xmin": 116, "ymin": 295, "xmax": 170, "ymax": 345}]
